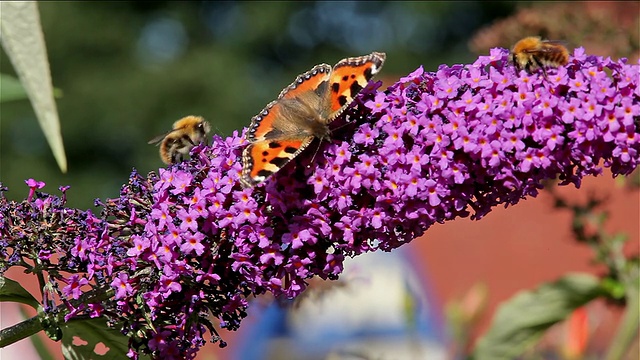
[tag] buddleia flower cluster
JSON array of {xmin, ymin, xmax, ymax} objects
[{"xmin": 1, "ymin": 48, "xmax": 638, "ymax": 359}]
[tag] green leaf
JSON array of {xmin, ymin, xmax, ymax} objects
[
  {"xmin": 473, "ymin": 273, "xmax": 603, "ymax": 360},
  {"xmin": 0, "ymin": 276, "xmax": 40, "ymax": 309},
  {"xmin": 601, "ymin": 277, "xmax": 626, "ymax": 299},
  {"xmin": 0, "ymin": 2, "xmax": 68, "ymax": 173},
  {"xmin": 61, "ymin": 317, "xmax": 149, "ymax": 360},
  {"xmin": 0, "ymin": 73, "xmax": 63, "ymax": 102},
  {"xmin": 0, "ymin": 73, "xmax": 29, "ymax": 102}
]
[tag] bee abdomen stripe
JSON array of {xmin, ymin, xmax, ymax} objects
[{"xmin": 180, "ymin": 134, "xmax": 195, "ymax": 145}]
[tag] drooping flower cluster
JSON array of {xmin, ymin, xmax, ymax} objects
[{"xmin": 1, "ymin": 48, "xmax": 638, "ymax": 359}]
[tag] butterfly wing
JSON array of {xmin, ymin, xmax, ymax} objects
[
  {"xmin": 241, "ymin": 64, "xmax": 333, "ymax": 188},
  {"xmin": 246, "ymin": 64, "xmax": 333, "ymax": 142},
  {"xmin": 327, "ymin": 52, "xmax": 386, "ymax": 120},
  {"xmin": 240, "ymin": 52, "xmax": 386, "ymax": 188},
  {"xmin": 240, "ymin": 137, "xmax": 314, "ymax": 188}
]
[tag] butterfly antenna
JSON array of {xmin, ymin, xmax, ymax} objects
[
  {"xmin": 332, "ymin": 121, "xmax": 354, "ymax": 132},
  {"xmin": 307, "ymin": 114, "xmax": 362, "ymax": 168},
  {"xmin": 308, "ymin": 138, "xmax": 323, "ymax": 167},
  {"xmin": 332, "ymin": 114, "xmax": 359, "ymax": 132}
]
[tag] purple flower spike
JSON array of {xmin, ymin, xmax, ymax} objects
[
  {"xmin": 1, "ymin": 49, "xmax": 638, "ymax": 359},
  {"xmin": 25, "ymin": 178, "xmax": 45, "ymax": 202}
]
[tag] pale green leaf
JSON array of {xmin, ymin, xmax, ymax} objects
[{"xmin": 0, "ymin": 2, "xmax": 67, "ymax": 173}]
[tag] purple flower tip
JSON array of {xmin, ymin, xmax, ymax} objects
[{"xmin": 25, "ymin": 178, "xmax": 46, "ymax": 189}]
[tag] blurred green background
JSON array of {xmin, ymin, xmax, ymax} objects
[{"xmin": 0, "ymin": 1, "xmax": 518, "ymax": 209}]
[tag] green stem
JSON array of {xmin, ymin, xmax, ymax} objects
[
  {"xmin": 0, "ymin": 315, "xmax": 43, "ymax": 348},
  {"xmin": 605, "ymin": 272, "xmax": 640, "ymax": 360},
  {"xmin": 0, "ymin": 286, "xmax": 116, "ymax": 348},
  {"xmin": 37, "ymin": 271, "xmax": 46, "ymax": 298}
]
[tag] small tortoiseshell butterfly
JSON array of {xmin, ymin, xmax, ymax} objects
[{"xmin": 240, "ymin": 51, "xmax": 386, "ymax": 188}]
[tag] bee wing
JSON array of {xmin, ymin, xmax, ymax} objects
[
  {"xmin": 148, "ymin": 129, "xmax": 177, "ymax": 145},
  {"xmin": 535, "ymin": 40, "xmax": 570, "ymax": 53},
  {"xmin": 541, "ymin": 39, "xmax": 568, "ymax": 46},
  {"xmin": 148, "ymin": 135, "xmax": 166, "ymax": 145}
]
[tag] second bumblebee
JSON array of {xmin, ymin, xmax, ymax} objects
[
  {"xmin": 149, "ymin": 115, "xmax": 211, "ymax": 164},
  {"xmin": 510, "ymin": 36, "xmax": 569, "ymax": 76}
]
